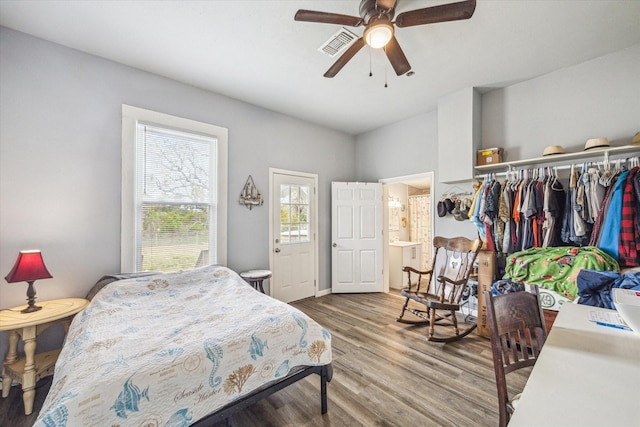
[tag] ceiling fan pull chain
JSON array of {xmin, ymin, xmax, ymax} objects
[
  {"xmin": 384, "ymin": 46, "xmax": 388, "ymax": 88},
  {"xmin": 369, "ymin": 47, "xmax": 373, "ymax": 77}
]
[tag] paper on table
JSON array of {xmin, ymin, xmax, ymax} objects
[{"xmin": 588, "ymin": 309, "xmax": 632, "ymax": 331}]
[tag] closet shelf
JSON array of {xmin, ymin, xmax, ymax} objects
[{"xmin": 474, "ymin": 144, "xmax": 640, "ymax": 172}]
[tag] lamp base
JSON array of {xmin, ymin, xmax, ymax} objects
[
  {"xmin": 21, "ymin": 304, "xmax": 42, "ymax": 313},
  {"xmin": 22, "ymin": 281, "xmax": 42, "ymax": 313}
]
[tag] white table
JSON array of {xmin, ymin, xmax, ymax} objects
[
  {"xmin": 240, "ymin": 269, "xmax": 272, "ymax": 294},
  {"xmin": 0, "ymin": 298, "xmax": 89, "ymax": 414},
  {"xmin": 509, "ymin": 303, "xmax": 640, "ymax": 426}
]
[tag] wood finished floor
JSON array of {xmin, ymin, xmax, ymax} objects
[{"xmin": 1, "ymin": 292, "xmax": 530, "ymax": 426}]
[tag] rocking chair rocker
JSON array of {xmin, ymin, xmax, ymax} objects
[{"xmin": 396, "ymin": 235, "xmax": 482, "ymax": 343}]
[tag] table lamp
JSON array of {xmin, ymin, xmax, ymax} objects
[{"xmin": 5, "ymin": 250, "xmax": 53, "ymax": 313}]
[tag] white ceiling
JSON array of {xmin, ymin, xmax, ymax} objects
[{"xmin": 1, "ymin": 1, "xmax": 639, "ymax": 135}]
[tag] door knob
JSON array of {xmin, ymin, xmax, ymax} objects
[
  {"xmin": 274, "ymin": 248, "xmax": 281, "ymax": 253},
  {"xmin": 332, "ymin": 243, "xmax": 337, "ymax": 247}
]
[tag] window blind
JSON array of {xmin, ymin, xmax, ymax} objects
[{"xmin": 135, "ymin": 124, "xmax": 218, "ymax": 272}]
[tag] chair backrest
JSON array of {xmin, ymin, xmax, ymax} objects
[
  {"xmin": 424, "ymin": 235, "xmax": 482, "ymax": 304},
  {"xmin": 485, "ymin": 287, "xmax": 547, "ymax": 427}
]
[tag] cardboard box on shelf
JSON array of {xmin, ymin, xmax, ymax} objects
[{"xmin": 477, "ymin": 148, "xmax": 504, "ymax": 166}]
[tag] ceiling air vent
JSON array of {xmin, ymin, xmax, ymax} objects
[{"xmin": 318, "ymin": 28, "xmax": 358, "ymax": 57}]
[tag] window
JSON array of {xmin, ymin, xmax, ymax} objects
[
  {"xmin": 122, "ymin": 105, "xmax": 227, "ymax": 272},
  {"xmin": 279, "ymin": 184, "xmax": 310, "ymax": 243}
]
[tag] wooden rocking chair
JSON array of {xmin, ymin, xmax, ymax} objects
[{"xmin": 396, "ymin": 235, "xmax": 482, "ymax": 343}]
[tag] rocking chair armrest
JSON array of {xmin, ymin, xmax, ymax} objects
[
  {"xmin": 436, "ymin": 275, "xmax": 467, "ymax": 287},
  {"xmin": 427, "ymin": 300, "xmax": 460, "ymax": 311},
  {"xmin": 403, "ymin": 266, "xmax": 432, "ymax": 275}
]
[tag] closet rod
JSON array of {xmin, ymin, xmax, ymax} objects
[
  {"xmin": 474, "ymin": 163, "xmax": 573, "ymax": 179},
  {"xmin": 474, "ymin": 155, "xmax": 639, "ymax": 180}
]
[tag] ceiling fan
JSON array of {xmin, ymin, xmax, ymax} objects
[{"xmin": 294, "ymin": 0, "xmax": 477, "ymax": 78}]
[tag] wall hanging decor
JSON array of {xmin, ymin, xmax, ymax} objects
[{"xmin": 239, "ymin": 175, "xmax": 263, "ymax": 210}]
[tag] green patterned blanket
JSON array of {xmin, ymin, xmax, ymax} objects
[{"xmin": 503, "ymin": 246, "xmax": 619, "ymax": 300}]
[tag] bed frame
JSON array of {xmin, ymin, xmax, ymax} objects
[{"xmin": 191, "ymin": 363, "xmax": 333, "ymax": 426}]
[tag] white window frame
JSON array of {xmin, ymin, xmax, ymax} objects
[{"xmin": 121, "ymin": 104, "xmax": 228, "ymax": 271}]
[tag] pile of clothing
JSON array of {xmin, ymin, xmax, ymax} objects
[
  {"xmin": 502, "ymin": 246, "xmax": 619, "ymax": 300},
  {"xmin": 577, "ymin": 269, "xmax": 640, "ymax": 309}
]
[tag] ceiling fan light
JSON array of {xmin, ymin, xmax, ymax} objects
[{"xmin": 364, "ymin": 22, "xmax": 393, "ymax": 49}]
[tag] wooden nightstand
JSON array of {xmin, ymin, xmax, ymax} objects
[{"xmin": 0, "ymin": 297, "xmax": 89, "ymax": 415}]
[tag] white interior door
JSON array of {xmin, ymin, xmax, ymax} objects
[
  {"xmin": 270, "ymin": 169, "xmax": 317, "ymax": 303},
  {"xmin": 332, "ymin": 182, "xmax": 383, "ymax": 293}
]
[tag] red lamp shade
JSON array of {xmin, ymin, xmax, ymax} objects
[
  {"xmin": 5, "ymin": 250, "xmax": 52, "ymax": 313},
  {"xmin": 5, "ymin": 250, "xmax": 53, "ymax": 283}
]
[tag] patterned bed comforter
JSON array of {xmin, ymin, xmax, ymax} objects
[
  {"xmin": 503, "ymin": 246, "xmax": 620, "ymax": 300},
  {"xmin": 35, "ymin": 265, "xmax": 332, "ymax": 427}
]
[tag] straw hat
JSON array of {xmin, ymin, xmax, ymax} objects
[
  {"xmin": 584, "ymin": 137, "xmax": 610, "ymax": 151},
  {"xmin": 632, "ymin": 131, "xmax": 640, "ymax": 145},
  {"xmin": 543, "ymin": 145, "xmax": 565, "ymax": 156}
]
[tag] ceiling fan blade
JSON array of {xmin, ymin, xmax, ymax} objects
[
  {"xmin": 395, "ymin": 0, "xmax": 476, "ymax": 28},
  {"xmin": 324, "ymin": 38, "xmax": 366, "ymax": 78},
  {"xmin": 295, "ymin": 10, "xmax": 363, "ymax": 27},
  {"xmin": 385, "ymin": 36, "xmax": 411, "ymax": 76},
  {"xmin": 376, "ymin": 0, "xmax": 397, "ymax": 11}
]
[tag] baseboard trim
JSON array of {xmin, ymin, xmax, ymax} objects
[{"xmin": 316, "ymin": 288, "xmax": 332, "ymax": 297}]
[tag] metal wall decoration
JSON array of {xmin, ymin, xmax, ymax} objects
[{"xmin": 239, "ymin": 175, "xmax": 263, "ymax": 210}]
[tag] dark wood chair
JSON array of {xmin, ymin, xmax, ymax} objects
[
  {"xmin": 484, "ymin": 286, "xmax": 548, "ymax": 427},
  {"xmin": 396, "ymin": 235, "xmax": 482, "ymax": 343}
]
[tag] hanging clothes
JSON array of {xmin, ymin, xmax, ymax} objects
[
  {"xmin": 548, "ymin": 178, "xmax": 566, "ymax": 247},
  {"xmin": 634, "ymin": 168, "xmax": 640, "ymax": 236},
  {"xmin": 579, "ymin": 164, "xmax": 592, "ymax": 224},
  {"xmin": 589, "ymin": 175, "xmax": 618, "ymax": 246},
  {"xmin": 542, "ymin": 172, "xmax": 566, "ymax": 247},
  {"xmin": 512, "ymin": 177, "xmax": 526, "ymax": 252},
  {"xmin": 542, "ymin": 176, "xmax": 553, "ymax": 247},
  {"xmin": 483, "ymin": 180, "xmax": 502, "ymax": 252},
  {"xmin": 560, "ymin": 166, "xmax": 590, "ymax": 246},
  {"xmin": 479, "ymin": 179, "xmax": 495, "ymax": 251},
  {"xmin": 598, "ymin": 169, "xmax": 630, "ymax": 259},
  {"xmin": 618, "ymin": 167, "xmax": 640, "ymax": 268},
  {"xmin": 533, "ymin": 178, "xmax": 545, "ymax": 248},
  {"xmin": 469, "ymin": 177, "xmax": 487, "ymax": 241},
  {"xmin": 560, "ymin": 167, "xmax": 575, "ymax": 245},
  {"xmin": 571, "ymin": 168, "xmax": 591, "ymax": 245},
  {"xmin": 497, "ymin": 178, "xmax": 510, "ymax": 253},
  {"xmin": 477, "ymin": 155, "xmax": 638, "ymax": 260},
  {"xmin": 588, "ymin": 166, "xmax": 606, "ymax": 223}
]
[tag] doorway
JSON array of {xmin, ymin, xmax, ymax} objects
[
  {"xmin": 269, "ymin": 168, "xmax": 318, "ymax": 303},
  {"xmin": 380, "ymin": 172, "xmax": 434, "ymax": 292}
]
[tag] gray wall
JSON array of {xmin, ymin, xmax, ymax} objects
[
  {"xmin": 0, "ymin": 28, "xmax": 354, "ymax": 309},
  {"xmin": 355, "ymin": 43, "xmax": 640, "ymax": 241},
  {"xmin": 355, "ymin": 111, "xmax": 438, "ymax": 181},
  {"xmin": 354, "ymin": 106, "xmax": 479, "ymax": 240},
  {"xmin": 482, "ymin": 43, "xmax": 640, "ymax": 160}
]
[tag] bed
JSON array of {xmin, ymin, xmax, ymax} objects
[{"xmin": 34, "ymin": 265, "xmax": 333, "ymax": 426}]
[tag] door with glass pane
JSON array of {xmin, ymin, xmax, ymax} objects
[{"xmin": 270, "ymin": 170, "xmax": 317, "ymax": 303}]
